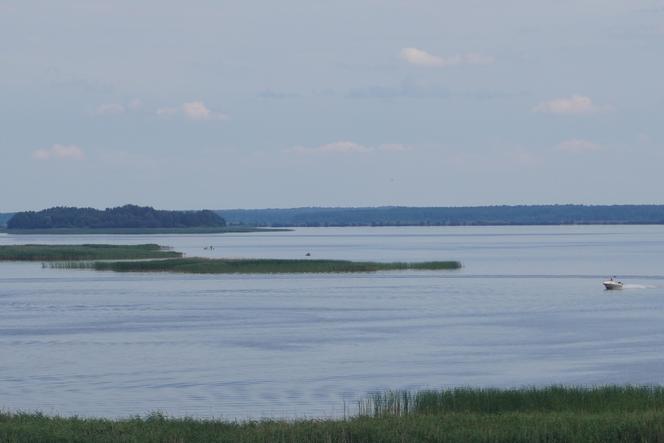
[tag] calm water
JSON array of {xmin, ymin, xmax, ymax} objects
[{"xmin": 2, "ymin": 226, "xmax": 664, "ymax": 419}]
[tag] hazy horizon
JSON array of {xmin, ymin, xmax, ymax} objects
[
  {"xmin": 5, "ymin": 202, "xmax": 664, "ymax": 215},
  {"xmin": 2, "ymin": 1, "xmax": 663, "ymax": 212}
]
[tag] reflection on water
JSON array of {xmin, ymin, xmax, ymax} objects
[{"xmin": 1, "ymin": 226, "xmax": 664, "ymax": 418}]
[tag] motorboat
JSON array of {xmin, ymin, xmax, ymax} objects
[{"xmin": 603, "ymin": 277, "xmax": 623, "ymax": 290}]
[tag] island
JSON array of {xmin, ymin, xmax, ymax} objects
[
  {"xmin": 50, "ymin": 257, "xmax": 463, "ymax": 274},
  {"xmin": 4, "ymin": 205, "xmax": 278, "ymax": 234},
  {"xmin": 0, "ymin": 244, "xmax": 461, "ymax": 273}
]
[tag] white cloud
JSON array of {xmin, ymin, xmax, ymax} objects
[
  {"xmin": 156, "ymin": 101, "xmax": 227, "ymax": 120},
  {"xmin": 95, "ymin": 103, "xmax": 125, "ymax": 115},
  {"xmin": 182, "ymin": 101, "xmax": 227, "ymax": 121},
  {"xmin": 321, "ymin": 141, "xmax": 372, "ymax": 153},
  {"xmin": 399, "ymin": 48, "xmax": 494, "ymax": 67},
  {"xmin": 288, "ymin": 141, "xmax": 412, "ymax": 155},
  {"xmin": 555, "ymin": 139, "xmax": 603, "ymax": 153},
  {"xmin": 32, "ymin": 144, "xmax": 85, "ymax": 161},
  {"xmin": 400, "ymin": 48, "xmax": 444, "ymax": 66},
  {"xmin": 534, "ymin": 95, "xmax": 611, "ymax": 115}
]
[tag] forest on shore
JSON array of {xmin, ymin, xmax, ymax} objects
[
  {"xmin": 4, "ymin": 204, "xmax": 664, "ymax": 229},
  {"xmin": 6, "ymin": 205, "xmax": 225, "ymax": 230},
  {"xmin": 218, "ymin": 204, "xmax": 664, "ymax": 227}
]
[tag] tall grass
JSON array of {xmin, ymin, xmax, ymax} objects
[
  {"xmin": 359, "ymin": 386, "xmax": 664, "ymax": 416},
  {"xmin": 49, "ymin": 258, "xmax": 463, "ymax": 274},
  {"xmin": 0, "ymin": 244, "xmax": 182, "ymax": 261},
  {"xmin": 3, "ymin": 387, "xmax": 664, "ymax": 442}
]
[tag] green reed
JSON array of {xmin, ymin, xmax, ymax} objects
[
  {"xmin": 358, "ymin": 385, "xmax": 664, "ymax": 416},
  {"xmin": 0, "ymin": 244, "xmax": 182, "ymax": 261},
  {"xmin": 49, "ymin": 258, "xmax": 462, "ymax": 274},
  {"xmin": 3, "ymin": 386, "xmax": 664, "ymax": 442}
]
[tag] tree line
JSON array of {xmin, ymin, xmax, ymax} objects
[
  {"xmin": 218, "ymin": 205, "xmax": 664, "ymax": 227},
  {"xmin": 7, "ymin": 204, "xmax": 664, "ymax": 229},
  {"xmin": 7, "ymin": 205, "xmax": 226, "ymax": 229}
]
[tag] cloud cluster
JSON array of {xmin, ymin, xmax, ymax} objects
[
  {"xmin": 288, "ymin": 141, "xmax": 412, "ymax": 155},
  {"xmin": 182, "ymin": 101, "xmax": 227, "ymax": 120},
  {"xmin": 534, "ymin": 95, "xmax": 611, "ymax": 115},
  {"xmin": 32, "ymin": 144, "xmax": 85, "ymax": 161},
  {"xmin": 156, "ymin": 101, "xmax": 227, "ymax": 121},
  {"xmin": 399, "ymin": 48, "xmax": 494, "ymax": 67}
]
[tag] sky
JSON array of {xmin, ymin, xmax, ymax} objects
[{"xmin": 1, "ymin": 0, "xmax": 663, "ymax": 211}]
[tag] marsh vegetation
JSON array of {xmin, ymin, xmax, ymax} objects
[
  {"xmin": 0, "ymin": 244, "xmax": 181, "ymax": 261},
  {"xmin": 49, "ymin": 258, "xmax": 463, "ymax": 274},
  {"xmin": 2, "ymin": 386, "xmax": 664, "ymax": 442}
]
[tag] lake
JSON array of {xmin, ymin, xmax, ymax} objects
[{"xmin": 2, "ymin": 226, "xmax": 664, "ymax": 419}]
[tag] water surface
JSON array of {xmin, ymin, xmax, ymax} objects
[{"xmin": 2, "ymin": 226, "xmax": 664, "ymax": 418}]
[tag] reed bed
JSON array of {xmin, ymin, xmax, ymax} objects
[
  {"xmin": 49, "ymin": 258, "xmax": 462, "ymax": 274},
  {"xmin": 0, "ymin": 244, "xmax": 182, "ymax": 261},
  {"xmin": 358, "ymin": 386, "xmax": 664, "ymax": 416},
  {"xmin": 2, "ymin": 387, "xmax": 664, "ymax": 442}
]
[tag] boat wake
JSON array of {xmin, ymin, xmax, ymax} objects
[{"xmin": 621, "ymin": 284, "xmax": 657, "ymax": 290}]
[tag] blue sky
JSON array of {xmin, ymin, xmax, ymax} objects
[{"xmin": 1, "ymin": 0, "xmax": 663, "ymax": 211}]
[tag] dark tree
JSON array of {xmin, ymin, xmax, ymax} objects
[{"xmin": 8, "ymin": 205, "xmax": 226, "ymax": 229}]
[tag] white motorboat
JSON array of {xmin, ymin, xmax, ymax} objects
[{"xmin": 603, "ymin": 277, "xmax": 623, "ymax": 290}]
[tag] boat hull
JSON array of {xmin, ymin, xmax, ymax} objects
[{"xmin": 603, "ymin": 281, "xmax": 623, "ymax": 290}]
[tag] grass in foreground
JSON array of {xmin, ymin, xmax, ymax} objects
[
  {"xmin": 50, "ymin": 258, "xmax": 462, "ymax": 274},
  {"xmin": 360, "ymin": 385, "xmax": 664, "ymax": 416},
  {"xmin": 0, "ymin": 244, "xmax": 182, "ymax": 261},
  {"xmin": 2, "ymin": 386, "xmax": 664, "ymax": 442}
]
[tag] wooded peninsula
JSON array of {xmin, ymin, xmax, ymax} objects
[{"xmin": 6, "ymin": 205, "xmax": 225, "ymax": 230}]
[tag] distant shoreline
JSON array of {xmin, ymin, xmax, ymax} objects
[
  {"xmin": 217, "ymin": 205, "xmax": 664, "ymax": 227},
  {"xmin": 0, "ymin": 227, "xmax": 288, "ymax": 235},
  {"xmin": 3, "ymin": 224, "xmax": 664, "ymax": 235},
  {"xmin": 5, "ymin": 204, "xmax": 664, "ymax": 229}
]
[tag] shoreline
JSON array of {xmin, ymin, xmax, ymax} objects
[
  {"xmin": 0, "ymin": 227, "xmax": 289, "ymax": 235},
  {"xmin": 3, "ymin": 386, "xmax": 664, "ymax": 442}
]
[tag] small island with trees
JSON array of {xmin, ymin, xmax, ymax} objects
[{"xmin": 4, "ymin": 205, "xmax": 277, "ymax": 234}]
